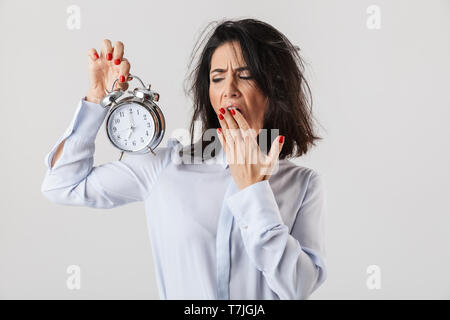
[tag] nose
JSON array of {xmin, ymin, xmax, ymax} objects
[{"xmin": 223, "ymin": 75, "xmax": 240, "ymax": 99}]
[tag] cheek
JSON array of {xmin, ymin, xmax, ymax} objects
[
  {"xmin": 209, "ymin": 86, "xmax": 220, "ymax": 108},
  {"xmin": 247, "ymin": 91, "xmax": 268, "ymax": 116}
]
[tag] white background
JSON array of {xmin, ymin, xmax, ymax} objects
[{"xmin": 0, "ymin": 0, "xmax": 449, "ymax": 299}]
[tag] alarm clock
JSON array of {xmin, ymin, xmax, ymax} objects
[{"xmin": 100, "ymin": 74, "xmax": 165, "ymax": 160}]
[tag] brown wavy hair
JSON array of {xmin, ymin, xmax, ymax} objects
[{"xmin": 183, "ymin": 18, "xmax": 323, "ymax": 161}]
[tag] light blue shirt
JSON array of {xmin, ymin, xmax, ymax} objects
[{"xmin": 41, "ymin": 98, "xmax": 328, "ymax": 300}]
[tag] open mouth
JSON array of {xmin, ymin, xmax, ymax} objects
[{"xmin": 227, "ymin": 106, "xmax": 242, "ymax": 114}]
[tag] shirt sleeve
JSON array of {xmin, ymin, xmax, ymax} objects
[
  {"xmin": 225, "ymin": 171, "xmax": 327, "ymax": 300},
  {"xmin": 41, "ymin": 97, "xmax": 178, "ymax": 209}
]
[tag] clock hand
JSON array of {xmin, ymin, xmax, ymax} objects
[
  {"xmin": 127, "ymin": 128, "xmax": 133, "ymax": 139},
  {"xmin": 118, "ymin": 127, "xmax": 132, "ymax": 133},
  {"xmin": 128, "ymin": 112, "xmax": 136, "ymax": 129}
]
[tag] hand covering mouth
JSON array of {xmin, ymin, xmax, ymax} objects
[{"xmin": 226, "ymin": 105, "xmax": 242, "ymax": 114}]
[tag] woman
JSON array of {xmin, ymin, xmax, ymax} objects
[{"xmin": 41, "ymin": 18, "xmax": 327, "ymax": 300}]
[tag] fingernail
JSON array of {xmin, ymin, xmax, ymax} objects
[
  {"xmin": 120, "ymin": 75, "xmax": 125, "ymax": 82},
  {"xmin": 114, "ymin": 58, "xmax": 121, "ymax": 65},
  {"xmin": 107, "ymin": 53, "xmax": 112, "ymax": 60},
  {"xmin": 218, "ymin": 114, "xmax": 224, "ymax": 120},
  {"xmin": 217, "ymin": 128, "xmax": 222, "ymax": 134},
  {"xmin": 93, "ymin": 52, "xmax": 99, "ymax": 59},
  {"xmin": 219, "ymin": 107, "xmax": 226, "ymax": 114},
  {"xmin": 231, "ymin": 109, "xmax": 236, "ymax": 115},
  {"xmin": 279, "ymin": 136, "xmax": 285, "ymax": 143}
]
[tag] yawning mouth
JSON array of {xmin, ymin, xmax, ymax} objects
[{"xmin": 227, "ymin": 106, "xmax": 242, "ymax": 113}]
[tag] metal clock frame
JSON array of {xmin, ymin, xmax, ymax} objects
[{"xmin": 101, "ymin": 74, "xmax": 166, "ymax": 160}]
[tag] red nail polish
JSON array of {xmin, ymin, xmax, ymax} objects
[
  {"xmin": 231, "ymin": 109, "xmax": 236, "ymax": 115},
  {"xmin": 279, "ymin": 136, "xmax": 285, "ymax": 143},
  {"xmin": 93, "ymin": 52, "xmax": 99, "ymax": 59},
  {"xmin": 217, "ymin": 128, "xmax": 222, "ymax": 134},
  {"xmin": 114, "ymin": 59, "xmax": 121, "ymax": 65},
  {"xmin": 120, "ymin": 75, "xmax": 125, "ymax": 82},
  {"xmin": 107, "ymin": 53, "xmax": 112, "ymax": 60},
  {"xmin": 219, "ymin": 107, "xmax": 225, "ymax": 114},
  {"xmin": 218, "ymin": 114, "xmax": 224, "ymax": 120}
]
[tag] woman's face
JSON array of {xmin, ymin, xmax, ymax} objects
[{"xmin": 209, "ymin": 41, "xmax": 269, "ymax": 133}]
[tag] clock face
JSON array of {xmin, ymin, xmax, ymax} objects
[{"xmin": 107, "ymin": 103, "xmax": 156, "ymax": 152}]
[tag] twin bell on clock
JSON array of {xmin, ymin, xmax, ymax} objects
[{"xmin": 100, "ymin": 74, "xmax": 166, "ymax": 160}]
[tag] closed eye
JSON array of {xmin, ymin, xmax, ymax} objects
[{"xmin": 212, "ymin": 76, "xmax": 253, "ymax": 83}]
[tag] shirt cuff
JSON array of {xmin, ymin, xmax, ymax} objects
[
  {"xmin": 226, "ymin": 180, "xmax": 284, "ymax": 232},
  {"xmin": 70, "ymin": 97, "xmax": 109, "ymax": 141},
  {"xmin": 44, "ymin": 97, "xmax": 108, "ymax": 169}
]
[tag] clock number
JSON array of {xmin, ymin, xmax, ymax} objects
[
  {"xmin": 145, "ymin": 130, "xmax": 149, "ymax": 136},
  {"xmin": 114, "ymin": 119, "xmax": 120, "ymax": 124},
  {"xmin": 132, "ymin": 140, "xmax": 136, "ymax": 146},
  {"xmin": 143, "ymin": 114, "xmax": 147, "ymax": 120},
  {"xmin": 117, "ymin": 135, "xmax": 121, "ymax": 139},
  {"xmin": 137, "ymin": 110, "xmax": 140, "ymax": 115},
  {"xmin": 113, "ymin": 126, "xmax": 117, "ymax": 132},
  {"xmin": 140, "ymin": 137, "xmax": 144, "ymax": 143},
  {"xmin": 129, "ymin": 108, "xmax": 133, "ymax": 113},
  {"xmin": 119, "ymin": 111, "xmax": 124, "ymax": 117},
  {"xmin": 147, "ymin": 122, "xmax": 151, "ymax": 127}
]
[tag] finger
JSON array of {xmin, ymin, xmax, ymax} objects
[
  {"xmin": 101, "ymin": 39, "xmax": 113, "ymax": 61},
  {"xmin": 217, "ymin": 109, "xmax": 232, "ymax": 141},
  {"xmin": 245, "ymin": 134, "xmax": 258, "ymax": 165},
  {"xmin": 220, "ymin": 106, "xmax": 243, "ymax": 143},
  {"xmin": 217, "ymin": 110, "xmax": 237, "ymax": 164},
  {"xmin": 230, "ymin": 106, "xmax": 257, "ymax": 140},
  {"xmin": 216, "ymin": 128, "xmax": 226, "ymax": 151},
  {"xmin": 119, "ymin": 57, "xmax": 130, "ymax": 79},
  {"xmin": 87, "ymin": 48, "xmax": 99, "ymax": 63},
  {"xmin": 117, "ymin": 81, "xmax": 129, "ymax": 91},
  {"xmin": 217, "ymin": 127, "xmax": 237, "ymax": 165},
  {"xmin": 113, "ymin": 41, "xmax": 124, "ymax": 66},
  {"xmin": 229, "ymin": 108, "xmax": 257, "ymax": 167},
  {"xmin": 118, "ymin": 58, "xmax": 131, "ymax": 90},
  {"xmin": 221, "ymin": 105, "xmax": 239, "ymax": 129}
]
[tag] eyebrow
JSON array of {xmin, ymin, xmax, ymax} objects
[{"xmin": 210, "ymin": 66, "xmax": 249, "ymax": 74}]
